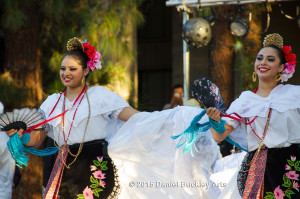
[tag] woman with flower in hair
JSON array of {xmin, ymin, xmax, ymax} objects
[
  {"xmin": 207, "ymin": 33, "xmax": 299, "ymax": 199},
  {"xmin": 6, "ymin": 37, "xmax": 223, "ymax": 199}
]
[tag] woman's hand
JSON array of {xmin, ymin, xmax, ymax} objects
[
  {"xmin": 206, "ymin": 107, "xmax": 221, "ymax": 123},
  {"xmin": 6, "ymin": 129, "xmax": 48, "ymax": 148},
  {"xmin": 6, "ymin": 129, "xmax": 24, "ymax": 138}
]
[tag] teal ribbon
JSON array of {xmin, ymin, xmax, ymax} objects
[
  {"xmin": 7, "ymin": 134, "xmax": 59, "ymax": 168},
  {"xmin": 209, "ymin": 118, "xmax": 226, "ymax": 134},
  {"xmin": 20, "ymin": 133, "xmax": 30, "ymax": 144},
  {"xmin": 172, "ymin": 109, "xmax": 226, "ymax": 155}
]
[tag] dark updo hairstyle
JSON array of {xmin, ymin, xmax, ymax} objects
[
  {"xmin": 262, "ymin": 33, "xmax": 286, "ymax": 68},
  {"xmin": 62, "ymin": 37, "xmax": 91, "ymax": 78}
]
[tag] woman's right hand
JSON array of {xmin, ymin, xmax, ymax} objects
[
  {"xmin": 6, "ymin": 129, "xmax": 24, "ymax": 138},
  {"xmin": 206, "ymin": 107, "xmax": 221, "ymax": 123}
]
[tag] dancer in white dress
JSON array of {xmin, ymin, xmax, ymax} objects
[
  {"xmin": 0, "ymin": 102, "xmax": 15, "ymax": 199},
  {"xmin": 207, "ymin": 33, "xmax": 300, "ymax": 199},
  {"xmin": 6, "ymin": 37, "xmax": 226, "ymax": 199}
]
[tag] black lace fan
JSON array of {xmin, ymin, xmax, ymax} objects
[
  {"xmin": 0, "ymin": 108, "xmax": 45, "ymax": 132},
  {"xmin": 190, "ymin": 77, "xmax": 226, "ymax": 114}
]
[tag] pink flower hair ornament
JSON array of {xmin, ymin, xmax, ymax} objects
[
  {"xmin": 82, "ymin": 39, "xmax": 102, "ymax": 71},
  {"xmin": 281, "ymin": 45, "xmax": 296, "ymax": 83}
]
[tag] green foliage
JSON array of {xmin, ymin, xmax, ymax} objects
[
  {"xmin": 234, "ymin": 38, "xmax": 258, "ymax": 95},
  {"xmin": 1, "ymin": 0, "xmax": 144, "ymax": 97},
  {"xmin": 0, "ymin": 72, "xmax": 28, "ymax": 109},
  {"xmin": 39, "ymin": 0, "xmax": 144, "ymax": 96},
  {"xmin": 0, "ymin": 0, "xmax": 26, "ymax": 30}
]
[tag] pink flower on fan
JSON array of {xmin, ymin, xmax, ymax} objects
[
  {"xmin": 273, "ymin": 186, "xmax": 285, "ymax": 199},
  {"xmin": 285, "ymin": 164, "xmax": 291, "ymax": 170},
  {"xmin": 90, "ymin": 165, "xmax": 96, "ymax": 171},
  {"xmin": 83, "ymin": 186, "xmax": 94, "ymax": 199},
  {"xmin": 93, "ymin": 170, "xmax": 106, "ymax": 180},
  {"xmin": 286, "ymin": 170, "xmax": 299, "ymax": 181},
  {"xmin": 291, "ymin": 155, "xmax": 296, "ymax": 161}
]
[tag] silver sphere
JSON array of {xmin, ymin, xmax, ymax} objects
[{"xmin": 182, "ymin": 18, "xmax": 212, "ymax": 48}]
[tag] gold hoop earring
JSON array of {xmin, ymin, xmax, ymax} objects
[
  {"xmin": 82, "ymin": 76, "xmax": 86, "ymax": 85},
  {"xmin": 252, "ymin": 72, "xmax": 257, "ymax": 82},
  {"xmin": 275, "ymin": 73, "xmax": 282, "ymax": 82}
]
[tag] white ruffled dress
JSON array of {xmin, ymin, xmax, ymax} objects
[
  {"xmin": 40, "ymin": 86, "xmax": 234, "ymax": 199},
  {"xmin": 217, "ymin": 84, "xmax": 300, "ymax": 199}
]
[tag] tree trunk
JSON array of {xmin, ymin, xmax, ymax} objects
[
  {"xmin": 209, "ymin": 6, "xmax": 236, "ymax": 108},
  {"xmin": 3, "ymin": 1, "xmax": 44, "ymax": 199},
  {"xmin": 4, "ymin": 0, "xmax": 43, "ymax": 107},
  {"xmin": 244, "ymin": 4, "xmax": 263, "ymax": 57}
]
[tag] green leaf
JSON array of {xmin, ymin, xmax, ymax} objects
[
  {"xmin": 283, "ymin": 175, "xmax": 292, "ymax": 187},
  {"xmin": 295, "ymin": 161, "xmax": 300, "ymax": 167},
  {"xmin": 288, "ymin": 159, "xmax": 294, "ymax": 167},
  {"xmin": 93, "ymin": 188, "xmax": 103, "ymax": 197},
  {"xmin": 90, "ymin": 183, "xmax": 97, "ymax": 188},
  {"xmin": 76, "ymin": 194, "xmax": 85, "ymax": 199},
  {"xmin": 93, "ymin": 160, "xmax": 100, "ymax": 166},
  {"xmin": 283, "ymin": 175, "xmax": 291, "ymax": 185},
  {"xmin": 90, "ymin": 176, "xmax": 97, "ymax": 184},
  {"xmin": 296, "ymin": 167, "xmax": 300, "ymax": 171},
  {"xmin": 102, "ymin": 161, "xmax": 108, "ymax": 167},
  {"xmin": 282, "ymin": 181, "xmax": 291, "ymax": 188},
  {"xmin": 94, "ymin": 188, "xmax": 102, "ymax": 193},
  {"xmin": 93, "ymin": 189, "xmax": 99, "ymax": 197},
  {"xmin": 285, "ymin": 190, "xmax": 295, "ymax": 199},
  {"xmin": 264, "ymin": 192, "xmax": 275, "ymax": 199},
  {"xmin": 102, "ymin": 166, "xmax": 108, "ymax": 170},
  {"xmin": 283, "ymin": 175, "xmax": 288, "ymax": 183}
]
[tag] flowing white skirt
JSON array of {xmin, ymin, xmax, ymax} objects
[{"xmin": 107, "ymin": 106, "xmax": 243, "ymax": 199}]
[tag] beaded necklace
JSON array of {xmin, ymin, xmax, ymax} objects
[{"xmin": 49, "ymin": 85, "xmax": 91, "ymax": 168}]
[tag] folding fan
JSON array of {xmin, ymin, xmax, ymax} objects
[
  {"xmin": 190, "ymin": 76, "xmax": 226, "ymax": 114},
  {"xmin": 0, "ymin": 108, "xmax": 58, "ymax": 168},
  {"xmin": 0, "ymin": 107, "xmax": 45, "ymax": 132},
  {"xmin": 172, "ymin": 77, "xmax": 227, "ymax": 154}
]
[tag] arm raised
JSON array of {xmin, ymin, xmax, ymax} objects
[{"xmin": 206, "ymin": 107, "xmax": 234, "ymax": 143}]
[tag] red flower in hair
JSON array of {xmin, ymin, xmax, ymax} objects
[
  {"xmin": 285, "ymin": 53, "xmax": 296, "ymax": 65},
  {"xmin": 282, "ymin": 46, "xmax": 296, "ymax": 65},
  {"xmin": 82, "ymin": 42, "xmax": 96, "ymax": 60},
  {"xmin": 282, "ymin": 46, "xmax": 291, "ymax": 54}
]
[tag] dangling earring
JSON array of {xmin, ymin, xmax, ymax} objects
[
  {"xmin": 82, "ymin": 76, "xmax": 86, "ymax": 85},
  {"xmin": 252, "ymin": 72, "xmax": 257, "ymax": 82},
  {"xmin": 275, "ymin": 73, "xmax": 282, "ymax": 82}
]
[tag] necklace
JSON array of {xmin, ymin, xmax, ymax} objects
[
  {"xmin": 50, "ymin": 85, "xmax": 91, "ymax": 169},
  {"xmin": 64, "ymin": 89, "xmax": 91, "ymax": 168}
]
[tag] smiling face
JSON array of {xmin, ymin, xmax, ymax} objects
[
  {"xmin": 254, "ymin": 47, "xmax": 284, "ymax": 82},
  {"xmin": 60, "ymin": 56, "xmax": 89, "ymax": 88}
]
